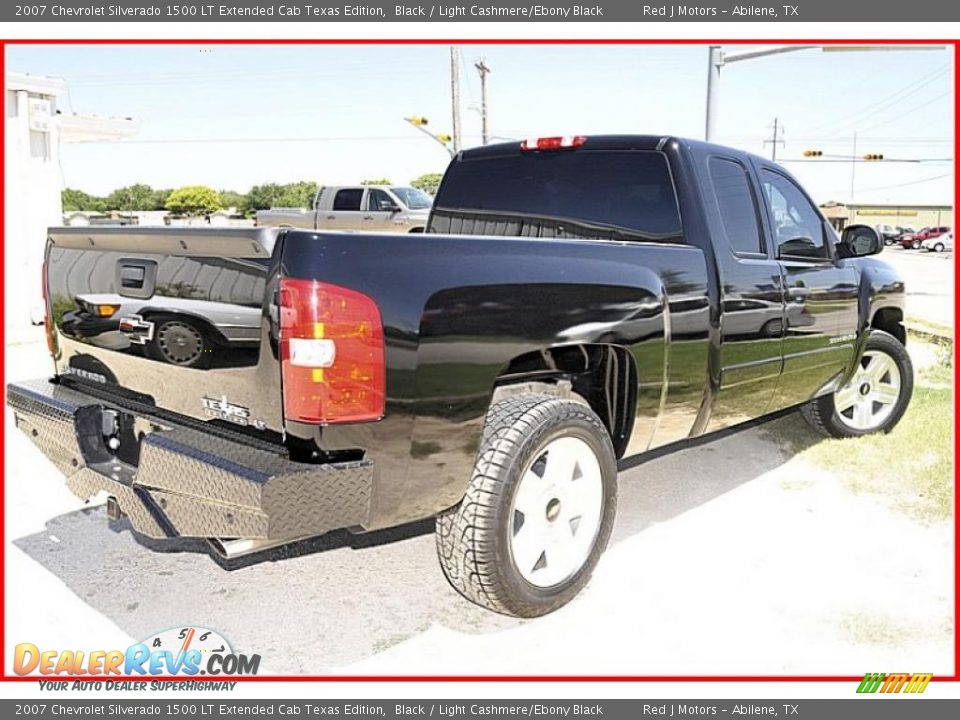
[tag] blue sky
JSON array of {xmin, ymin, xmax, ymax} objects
[{"xmin": 6, "ymin": 43, "xmax": 954, "ymax": 205}]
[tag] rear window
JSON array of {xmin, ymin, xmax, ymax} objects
[
  {"xmin": 333, "ymin": 189, "xmax": 363, "ymax": 211},
  {"xmin": 434, "ymin": 150, "xmax": 683, "ymax": 242},
  {"xmin": 709, "ymin": 157, "xmax": 763, "ymax": 255}
]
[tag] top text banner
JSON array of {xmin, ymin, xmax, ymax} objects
[{"xmin": 6, "ymin": 1, "xmax": 960, "ymax": 23}]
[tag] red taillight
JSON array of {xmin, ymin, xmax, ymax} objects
[
  {"xmin": 279, "ymin": 278, "xmax": 385, "ymax": 425},
  {"xmin": 520, "ymin": 135, "xmax": 587, "ymax": 152}
]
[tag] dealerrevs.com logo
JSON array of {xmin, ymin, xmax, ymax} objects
[{"xmin": 14, "ymin": 626, "xmax": 261, "ymax": 676}]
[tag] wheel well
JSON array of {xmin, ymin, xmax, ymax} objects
[
  {"xmin": 870, "ymin": 307, "xmax": 906, "ymax": 345},
  {"xmin": 491, "ymin": 344, "xmax": 637, "ymax": 458},
  {"xmin": 408, "ymin": 226, "xmax": 425, "ymax": 233}
]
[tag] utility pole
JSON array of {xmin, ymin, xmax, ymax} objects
[
  {"xmin": 763, "ymin": 117, "xmax": 785, "ymax": 161},
  {"xmin": 450, "ymin": 46, "xmax": 462, "ymax": 153},
  {"xmin": 475, "ymin": 58, "xmax": 491, "ymax": 145}
]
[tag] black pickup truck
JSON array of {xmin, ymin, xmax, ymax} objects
[{"xmin": 8, "ymin": 135, "xmax": 912, "ymax": 618}]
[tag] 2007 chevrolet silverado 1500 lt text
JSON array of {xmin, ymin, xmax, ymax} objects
[{"xmin": 8, "ymin": 135, "xmax": 912, "ymax": 617}]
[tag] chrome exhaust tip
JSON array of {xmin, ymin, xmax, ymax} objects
[{"xmin": 208, "ymin": 536, "xmax": 301, "ymax": 560}]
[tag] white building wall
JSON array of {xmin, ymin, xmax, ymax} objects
[
  {"xmin": 5, "ymin": 79, "xmax": 65, "ymax": 342},
  {"xmin": 5, "ymin": 73, "xmax": 138, "ymax": 343}
]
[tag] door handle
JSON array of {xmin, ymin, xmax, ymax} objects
[
  {"xmin": 363, "ymin": 215, "xmax": 374, "ymax": 220},
  {"xmin": 787, "ymin": 287, "xmax": 810, "ymax": 300},
  {"xmin": 326, "ymin": 215, "xmax": 336, "ymax": 220}
]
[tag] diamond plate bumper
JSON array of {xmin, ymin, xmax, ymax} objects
[{"xmin": 7, "ymin": 378, "xmax": 373, "ymax": 541}]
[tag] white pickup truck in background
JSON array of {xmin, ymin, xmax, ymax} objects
[{"xmin": 255, "ymin": 185, "xmax": 433, "ymax": 232}]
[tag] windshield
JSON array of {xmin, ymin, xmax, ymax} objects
[{"xmin": 390, "ymin": 187, "xmax": 434, "ymax": 210}]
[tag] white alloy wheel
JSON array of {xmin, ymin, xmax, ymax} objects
[
  {"xmin": 833, "ymin": 349, "xmax": 902, "ymax": 432},
  {"xmin": 509, "ymin": 436, "xmax": 604, "ymax": 588}
]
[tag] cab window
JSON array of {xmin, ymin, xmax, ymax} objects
[
  {"xmin": 333, "ymin": 189, "xmax": 363, "ymax": 211},
  {"xmin": 761, "ymin": 170, "xmax": 827, "ymax": 260},
  {"xmin": 709, "ymin": 157, "xmax": 763, "ymax": 255},
  {"xmin": 367, "ymin": 189, "xmax": 395, "ymax": 212}
]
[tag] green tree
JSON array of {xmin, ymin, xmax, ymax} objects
[
  {"xmin": 165, "ymin": 186, "xmax": 223, "ymax": 216},
  {"xmin": 361, "ymin": 178, "xmax": 392, "ymax": 186},
  {"xmin": 105, "ymin": 184, "xmax": 161, "ymax": 212},
  {"xmin": 244, "ymin": 183, "xmax": 287, "ymax": 212},
  {"xmin": 410, "ymin": 173, "xmax": 443, "ymax": 196},
  {"xmin": 62, "ymin": 188, "xmax": 106, "ymax": 212},
  {"xmin": 276, "ymin": 181, "xmax": 319, "ymax": 208},
  {"xmin": 219, "ymin": 190, "xmax": 247, "ymax": 213},
  {"xmin": 243, "ymin": 181, "xmax": 319, "ymax": 214},
  {"xmin": 150, "ymin": 188, "xmax": 172, "ymax": 210}
]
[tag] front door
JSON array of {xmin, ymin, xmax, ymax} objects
[
  {"xmin": 362, "ymin": 188, "xmax": 399, "ymax": 232},
  {"xmin": 756, "ymin": 166, "xmax": 860, "ymax": 411}
]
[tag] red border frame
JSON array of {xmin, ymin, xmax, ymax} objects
[{"xmin": 1, "ymin": 36, "xmax": 957, "ymax": 684}]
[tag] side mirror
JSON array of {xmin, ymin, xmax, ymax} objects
[
  {"xmin": 380, "ymin": 202, "xmax": 400, "ymax": 213},
  {"xmin": 838, "ymin": 224, "xmax": 882, "ymax": 258}
]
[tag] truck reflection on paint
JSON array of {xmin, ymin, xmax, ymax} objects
[{"xmin": 49, "ymin": 246, "xmax": 267, "ymax": 369}]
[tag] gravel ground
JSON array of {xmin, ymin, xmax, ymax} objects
[{"xmin": 5, "ymin": 334, "xmax": 954, "ymax": 676}]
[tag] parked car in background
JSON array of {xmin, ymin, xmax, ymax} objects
[
  {"xmin": 255, "ymin": 185, "xmax": 433, "ymax": 233},
  {"xmin": 61, "ymin": 293, "xmax": 261, "ymax": 368},
  {"xmin": 921, "ymin": 230, "xmax": 953, "ymax": 253},
  {"xmin": 875, "ymin": 224, "xmax": 900, "ymax": 245},
  {"xmin": 899, "ymin": 226, "xmax": 950, "ymax": 250}
]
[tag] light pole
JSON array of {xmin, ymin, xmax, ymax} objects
[
  {"xmin": 704, "ymin": 45, "xmax": 942, "ymax": 142},
  {"xmin": 404, "ymin": 116, "xmax": 454, "ymax": 158},
  {"xmin": 705, "ymin": 45, "xmax": 817, "ymax": 142}
]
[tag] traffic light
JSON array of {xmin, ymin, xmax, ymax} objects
[
  {"xmin": 436, "ymin": 133, "xmax": 452, "ymax": 143},
  {"xmin": 863, "ymin": 153, "xmax": 884, "ymax": 161},
  {"xmin": 407, "ymin": 116, "xmax": 429, "ymax": 126},
  {"xmin": 802, "ymin": 149, "xmax": 823, "ymax": 157}
]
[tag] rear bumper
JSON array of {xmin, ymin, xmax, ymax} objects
[{"xmin": 6, "ymin": 378, "xmax": 373, "ymax": 542}]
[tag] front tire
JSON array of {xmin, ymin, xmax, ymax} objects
[
  {"xmin": 802, "ymin": 330, "xmax": 913, "ymax": 438},
  {"xmin": 436, "ymin": 395, "xmax": 618, "ymax": 617},
  {"xmin": 933, "ymin": 242, "xmax": 945, "ymax": 253}
]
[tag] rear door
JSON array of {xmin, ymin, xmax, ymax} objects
[
  {"xmin": 323, "ymin": 188, "xmax": 365, "ymax": 230},
  {"xmin": 704, "ymin": 154, "xmax": 786, "ymax": 430},
  {"xmin": 754, "ymin": 164, "xmax": 860, "ymax": 410}
]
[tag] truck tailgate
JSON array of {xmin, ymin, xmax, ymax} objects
[{"xmin": 44, "ymin": 226, "xmax": 286, "ymax": 438}]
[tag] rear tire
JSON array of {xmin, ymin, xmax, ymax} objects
[
  {"xmin": 801, "ymin": 330, "xmax": 913, "ymax": 438},
  {"xmin": 934, "ymin": 243, "xmax": 945, "ymax": 253},
  {"xmin": 911, "ymin": 239, "xmax": 922, "ymax": 249},
  {"xmin": 436, "ymin": 395, "xmax": 618, "ymax": 617}
]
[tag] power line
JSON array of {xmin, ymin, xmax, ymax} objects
[
  {"xmin": 803, "ymin": 63, "xmax": 951, "ymax": 135},
  {"xmin": 854, "ymin": 90, "xmax": 953, "ymax": 134},
  {"xmin": 853, "ymin": 172, "xmax": 953, "ymax": 192},
  {"xmin": 73, "ymin": 134, "xmax": 493, "ymax": 145}
]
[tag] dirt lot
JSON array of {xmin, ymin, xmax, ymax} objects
[{"xmin": 4, "ymin": 331, "xmax": 954, "ymax": 676}]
